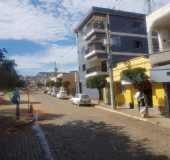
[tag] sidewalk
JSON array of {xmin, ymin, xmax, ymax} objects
[
  {"xmin": 0, "ymin": 94, "xmax": 44, "ymax": 160},
  {"xmin": 96, "ymin": 104, "xmax": 170, "ymax": 129}
]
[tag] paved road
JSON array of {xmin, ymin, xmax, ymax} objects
[{"xmin": 33, "ymin": 93, "xmax": 170, "ymax": 160}]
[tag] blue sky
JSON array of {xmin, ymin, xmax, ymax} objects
[{"xmin": 0, "ymin": 0, "xmax": 169, "ymax": 76}]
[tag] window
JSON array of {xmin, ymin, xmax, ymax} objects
[
  {"xmin": 82, "ymin": 64, "xmax": 86, "ymax": 71},
  {"xmin": 79, "ymin": 82, "xmax": 82, "ymax": 93},
  {"xmin": 132, "ymin": 21, "xmax": 141, "ymax": 28},
  {"xmin": 133, "ymin": 40, "xmax": 143, "ymax": 49},
  {"xmin": 112, "ymin": 36, "xmax": 121, "ymax": 48}
]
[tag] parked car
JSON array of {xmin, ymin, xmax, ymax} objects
[
  {"xmin": 51, "ymin": 91, "xmax": 56, "ymax": 96},
  {"xmin": 56, "ymin": 91, "xmax": 68, "ymax": 99},
  {"xmin": 47, "ymin": 90, "xmax": 51, "ymax": 95},
  {"xmin": 70, "ymin": 94, "xmax": 91, "ymax": 106}
]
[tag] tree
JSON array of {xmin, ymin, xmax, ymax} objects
[
  {"xmin": 55, "ymin": 81, "xmax": 62, "ymax": 88},
  {"xmin": 0, "ymin": 59, "xmax": 19, "ymax": 90},
  {"xmin": 121, "ymin": 67, "xmax": 152, "ymax": 116},
  {"xmin": 86, "ymin": 75, "xmax": 107, "ymax": 100},
  {"xmin": 121, "ymin": 68, "xmax": 149, "ymax": 91},
  {"xmin": 0, "ymin": 48, "xmax": 25, "ymax": 90},
  {"xmin": 0, "ymin": 48, "xmax": 6, "ymax": 62},
  {"xmin": 37, "ymin": 82, "xmax": 44, "ymax": 88},
  {"xmin": 46, "ymin": 80, "xmax": 55, "ymax": 87},
  {"xmin": 62, "ymin": 81, "xmax": 70, "ymax": 93}
]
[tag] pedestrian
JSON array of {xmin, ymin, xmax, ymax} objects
[{"xmin": 11, "ymin": 88, "xmax": 20, "ymax": 120}]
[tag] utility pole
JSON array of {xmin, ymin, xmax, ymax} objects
[
  {"xmin": 105, "ymin": 14, "xmax": 115, "ymax": 110},
  {"xmin": 54, "ymin": 61, "xmax": 58, "ymax": 76}
]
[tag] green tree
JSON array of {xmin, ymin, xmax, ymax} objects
[
  {"xmin": 121, "ymin": 68, "xmax": 149, "ymax": 91},
  {"xmin": 121, "ymin": 67, "xmax": 152, "ymax": 116},
  {"xmin": 55, "ymin": 81, "xmax": 62, "ymax": 88},
  {"xmin": 46, "ymin": 80, "xmax": 55, "ymax": 87},
  {"xmin": 86, "ymin": 75, "xmax": 107, "ymax": 100},
  {"xmin": 0, "ymin": 58, "xmax": 20, "ymax": 90},
  {"xmin": 55, "ymin": 78, "xmax": 62, "ymax": 88},
  {"xmin": 0, "ymin": 48, "xmax": 6, "ymax": 62},
  {"xmin": 37, "ymin": 82, "xmax": 44, "ymax": 88},
  {"xmin": 62, "ymin": 81, "xmax": 70, "ymax": 93}
]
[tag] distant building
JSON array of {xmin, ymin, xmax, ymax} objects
[
  {"xmin": 75, "ymin": 7, "xmax": 148, "ymax": 98},
  {"xmin": 56, "ymin": 71, "xmax": 78, "ymax": 95}
]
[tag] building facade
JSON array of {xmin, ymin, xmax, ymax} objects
[
  {"xmin": 147, "ymin": 3, "xmax": 170, "ymax": 116},
  {"xmin": 75, "ymin": 7, "xmax": 148, "ymax": 99},
  {"xmin": 103, "ymin": 57, "xmax": 166, "ymax": 114}
]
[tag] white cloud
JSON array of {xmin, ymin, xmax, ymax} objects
[
  {"xmin": 0, "ymin": 0, "xmax": 169, "ymax": 43},
  {"xmin": 2, "ymin": 0, "xmax": 170, "ymax": 75},
  {"xmin": 0, "ymin": 0, "xmax": 67, "ymax": 43},
  {"xmin": 12, "ymin": 44, "xmax": 78, "ymax": 70}
]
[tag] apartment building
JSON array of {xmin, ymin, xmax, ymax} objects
[
  {"xmin": 147, "ymin": 3, "xmax": 170, "ymax": 116},
  {"xmin": 75, "ymin": 7, "xmax": 148, "ymax": 98}
]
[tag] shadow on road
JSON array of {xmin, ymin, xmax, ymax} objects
[
  {"xmin": 38, "ymin": 113, "xmax": 65, "ymax": 121},
  {"xmin": 0, "ymin": 111, "xmax": 44, "ymax": 160},
  {"xmin": 41, "ymin": 120, "xmax": 169, "ymax": 160}
]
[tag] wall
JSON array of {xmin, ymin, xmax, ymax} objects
[{"xmin": 77, "ymin": 29, "xmax": 98, "ymax": 98}]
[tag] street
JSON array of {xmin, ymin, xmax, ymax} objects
[{"xmin": 33, "ymin": 92, "xmax": 170, "ymax": 160}]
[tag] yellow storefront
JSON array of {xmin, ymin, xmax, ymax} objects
[{"xmin": 104, "ymin": 57, "xmax": 166, "ymax": 109}]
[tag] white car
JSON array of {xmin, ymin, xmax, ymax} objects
[
  {"xmin": 51, "ymin": 91, "xmax": 57, "ymax": 97},
  {"xmin": 47, "ymin": 90, "xmax": 51, "ymax": 95},
  {"xmin": 70, "ymin": 94, "xmax": 91, "ymax": 106},
  {"xmin": 56, "ymin": 91, "xmax": 68, "ymax": 99}
]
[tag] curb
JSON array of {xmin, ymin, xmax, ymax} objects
[
  {"xmin": 95, "ymin": 106, "xmax": 150, "ymax": 122},
  {"xmin": 95, "ymin": 106, "xmax": 170, "ymax": 129}
]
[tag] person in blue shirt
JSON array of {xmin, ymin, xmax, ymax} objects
[{"xmin": 11, "ymin": 88, "xmax": 20, "ymax": 120}]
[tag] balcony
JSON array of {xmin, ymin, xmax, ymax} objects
[
  {"xmin": 150, "ymin": 50, "xmax": 170, "ymax": 66},
  {"xmin": 86, "ymin": 65, "xmax": 108, "ymax": 78},
  {"xmin": 84, "ymin": 16, "xmax": 106, "ymax": 40},
  {"xmin": 86, "ymin": 33, "xmax": 106, "ymax": 45},
  {"xmin": 85, "ymin": 43, "xmax": 107, "ymax": 60}
]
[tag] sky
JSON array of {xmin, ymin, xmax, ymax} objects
[{"xmin": 0, "ymin": 0, "xmax": 169, "ymax": 76}]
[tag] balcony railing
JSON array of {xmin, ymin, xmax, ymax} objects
[
  {"xmin": 85, "ymin": 44, "xmax": 105, "ymax": 55},
  {"xmin": 85, "ymin": 22, "xmax": 105, "ymax": 33},
  {"xmin": 150, "ymin": 49, "xmax": 170, "ymax": 66},
  {"xmin": 86, "ymin": 66, "xmax": 107, "ymax": 74},
  {"xmin": 84, "ymin": 20, "xmax": 106, "ymax": 40}
]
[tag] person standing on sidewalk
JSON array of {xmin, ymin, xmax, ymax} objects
[{"xmin": 11, "ymin": 88, "xmax": 20, "ymax": 120}]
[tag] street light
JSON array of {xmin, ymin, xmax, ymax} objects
[{"xmin": 103, "ymin": 14, "xmax": 116, "ymax": 110}]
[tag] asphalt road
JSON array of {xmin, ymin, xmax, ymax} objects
[{"xmin": 33, "ymin": 92, "xmax": 170, "ymax": 160}]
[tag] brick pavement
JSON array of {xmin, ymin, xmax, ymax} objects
[
  {"xmin": 33, "ymin": 93, "xmax": 170, "ymax": 160},
  {"xmin": 0, "ymin": 94, "xmax": 45, "ymax": 160}
]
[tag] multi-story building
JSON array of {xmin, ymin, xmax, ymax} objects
[
  {"xmin": 147, "ymin": 3, "xmax": 170, "ymax": 116},
  {"xmin": 75, "ymin": 7, "xmax": 148, "ymax": 98}
]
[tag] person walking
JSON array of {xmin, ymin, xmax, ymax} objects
[{"xmin": 11, "ymin": 88, "xmax": 20, "ymax": 120}]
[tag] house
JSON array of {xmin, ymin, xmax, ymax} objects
[
  {"xmin": 147, "ymin": 3, "xmax": 170, "ymax": 116},
  {"xmin": 56, "ymin": 71, "xmax": 78, "ymax": 95},
  {"xmin": 103, "ymin": 56, "xmax": 166, "ymax": 114},
  {"xmin": 75, "ymin": 7, "xmax": 148, "ymax": 100}
]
